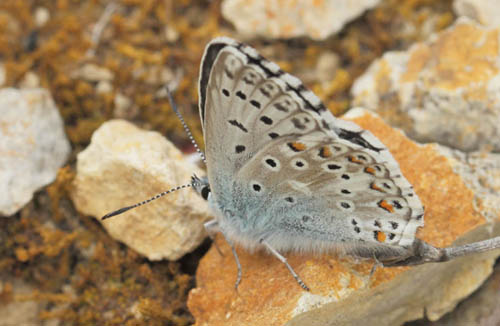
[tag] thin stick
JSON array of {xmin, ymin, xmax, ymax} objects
[{"xmin": 86, "ymin": 2, "xmax": 119, "ymax": 57}]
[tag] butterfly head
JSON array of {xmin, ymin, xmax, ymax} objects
[{"xmin": 191, "ymin": 174, "xmax": 211, "ymax": 201}]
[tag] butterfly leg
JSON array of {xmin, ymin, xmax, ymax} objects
[
  {"xmin": 261, "ymin": 240, "xmax": 310, "ymax": 291},
  {"xmin": 204, "ymin": 219, "xmax": 218, "ymax": 231},
  {"xmin": 369, "ymin": 254, "xmax": 383, "ymax": 278},
  {"xmin": 204, "ymin": 219, "xmax": 224, "ymax": 256},
  {"xmin": 219, "ymin": 231, "xmax": 243, "ymax": 290}
]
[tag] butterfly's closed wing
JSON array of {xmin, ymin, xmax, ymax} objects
[{"xmin": 199, "ymin": 37, "xmax": 424, "ymax": 255}]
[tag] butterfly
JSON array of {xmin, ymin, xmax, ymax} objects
[
  {"xmin": 104, "ymin": 37, "xmax": 498, "ymax": 291},
  {"xmin": 190, "ymin": 37, "xmax": 426, "ymax": 291}
]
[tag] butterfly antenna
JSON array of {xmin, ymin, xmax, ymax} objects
[
  {"xmin": 165, "ymin": 86, "xmax": 207, "ymax": 164},
  {"xmin": 101, "ymin": 183, "xmax": 192, "ymax": 220}
]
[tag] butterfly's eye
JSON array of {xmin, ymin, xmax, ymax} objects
[{"xmin": 201, "ymin": 186, "xmax": 211, "ymax": 200}]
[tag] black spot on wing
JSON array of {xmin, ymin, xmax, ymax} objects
[
  {"xmin": 274, "ymin": 102, "xmax": 289, "ymax": 112},
  {"xmin": 243, "ymin": 75, "xmax": 255, "ymax": 84},
  {"xmin": 228, "ymin": 120, "xmax": 248, "ymax": 132},
  {"xmin": 250, "ymin": 100, "xmax": 261, "ymax": 109},
  {"xmin": 265, "ymin": 158, "xmax": 277, "ymax": 167},
  {"xmin": 260, "ymin": 116, "xmax": 273, "ymax": 125},
  {"xmin": 327, "ymin": 164, "xmax": 341, "ymax": 170},
  {"xmin": 224, "ymin": 68, "xmax": 234, "ymax": 79},
  {"xmin": 291, "ymin": 117, "xmax": 306, "ymax": 130},
  {"xmin": 337, "ymin": 129, "xmax": 383, "ymax": 153},
  {"xmin": 236, "ymin": 90, "xmax": 247, "ymax": 100},
  {"xmin": 260, "ymin": 87, "xmax": 272, "ymax": 98}
]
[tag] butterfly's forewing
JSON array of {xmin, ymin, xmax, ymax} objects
[{"xmin": 199, "ymin": 37, "xmax": 424, "ymax": 253}]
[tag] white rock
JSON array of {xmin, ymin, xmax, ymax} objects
[
  {"xmin": 95, "ymin": 80, "xmax": 113, "ymax": 94},
  {"xmin": 34, "ymin": 7, "xmax": 50, "ymax": 28},
  {"xmin": 222, "ymin": 0, "xmax": 380, "ymax": 40},
  {"xmin": 71, "ymin": 120, "xmax": 212, "ymax": 260},
  {"xmin": 113, "ymin": 93, "xmax": 137, "ymax": 119},
  {"xmin": 19, "ymin": 71, "xmax": 40, "ymax": 88},
  {"xmin": 73, "ymin": 63, "xmax": 114, "ymax": 82},
  {"xmin": 165, "ymin": 26, "xmax": 179, "ymax": 42},
  {"xmin": 454, "ymin": 0, "xmax": 500, "ymax": 27},
  {"xmin": 0, "ymin": 88, "xmax": 70, "ymax": 216},
  {"xmin": 113, "ymin": 93, "xmax": 131, "ymax": 113}
]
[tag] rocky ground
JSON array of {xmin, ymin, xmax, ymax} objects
[{"xmin": 1, "ymin": 0, "xmax": 500, "ymax": 325}]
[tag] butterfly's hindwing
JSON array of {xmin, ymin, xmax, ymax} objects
[{"xmin": 199, "ymin": 37, "xmax": 424, "ymax": 252}]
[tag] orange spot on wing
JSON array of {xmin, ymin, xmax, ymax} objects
[
  {"xmin": 289, "ymin": 142, "xmax": 306, "ymax": 151},
  {"xmin": 364, "ymin": 167, "xmax": 376, "ymax": 175},
  {"xmin": 375, "ymin": 231, "xmax": 386, "ymax": 242},
  {"xmin": 378, "ymin": 200, "xmax": 394, "ymax": 213},
  {"xmin": 319, "ymin": 146, "xmax": 331, "ymax": 158},
  {"xmin": 347, "ymin": 155, "xmax": 363, "ymax": 164},
  {"xmin": 370, "ymin": 182, "xmax": 384, "ymax": 192}
]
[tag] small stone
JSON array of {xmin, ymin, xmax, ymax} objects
[
  {"xmin": 113, "ymin": 93, "xmax": 137, "ymax": 119},
  {"xmin": 0, "ymin": 88, "xmax": 71, "ymax": 216},
  {"xmin": 454, "ymin": 0, "xmax": 500, "ymax": 27},
  {"xmin": 113, "ymin": 93, "xmax": 131, "ymax": 113},
  {"xmin": 71, "ymin": 120, "xmax": 212, "ymax": 261},
  {"xmin": 135, "ymin": 66, "xmax": 175, "ymax": 85},
  {"xmin": 221, "ymin": 0, "xmax": 381, "ymax": 40},
  {"xmin": 19, "ymin": 71, "xmax": 40, "ymax": 88},
  {"xmin": 95, "ymin": 80, "xmax": 113, "ymax": 94},
  {"xmin": 315, "ymin": 52, "xmax": 340, "ymax": 84},
  {"xmin": 0, "ymin": 11, "xmax": 20, "ymax": 35},
  {"xmin": 0, "ymin": 280, "xmax": 45, "ymax": 326},
  {"xmin": 188, "ymin": 109, "xmax": 500, "ymax": 326},
  {"xmin": 73, "ymin": 63, "xmax": 114, "ymax": 82},
  {"xmin": 34, "ymin": 7, "xmax": 50, "ymax": 28},
  {"xmin": 165, "ymin": 26, "xmax": 179, "ymax": 42},
  {"xmin": 352, "ymin": 17, "xmax": 500, "ymax": 152}
]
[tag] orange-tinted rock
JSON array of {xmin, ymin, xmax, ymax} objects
[
  {"xmin": 188, "ymin": 109, "xmax": 500, "ymax": 326},
  {"xmin": 352, "ymin": 18, "xmax": 500, "ymax": 152}
]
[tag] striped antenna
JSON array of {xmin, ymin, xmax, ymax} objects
[
  {"xmin": 101, "ymin": 183, "xmax": 192, "ymax": 220},
  {"xmin": 165, "ymin": 86, "xmax": 207, "ymax": 164}
]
